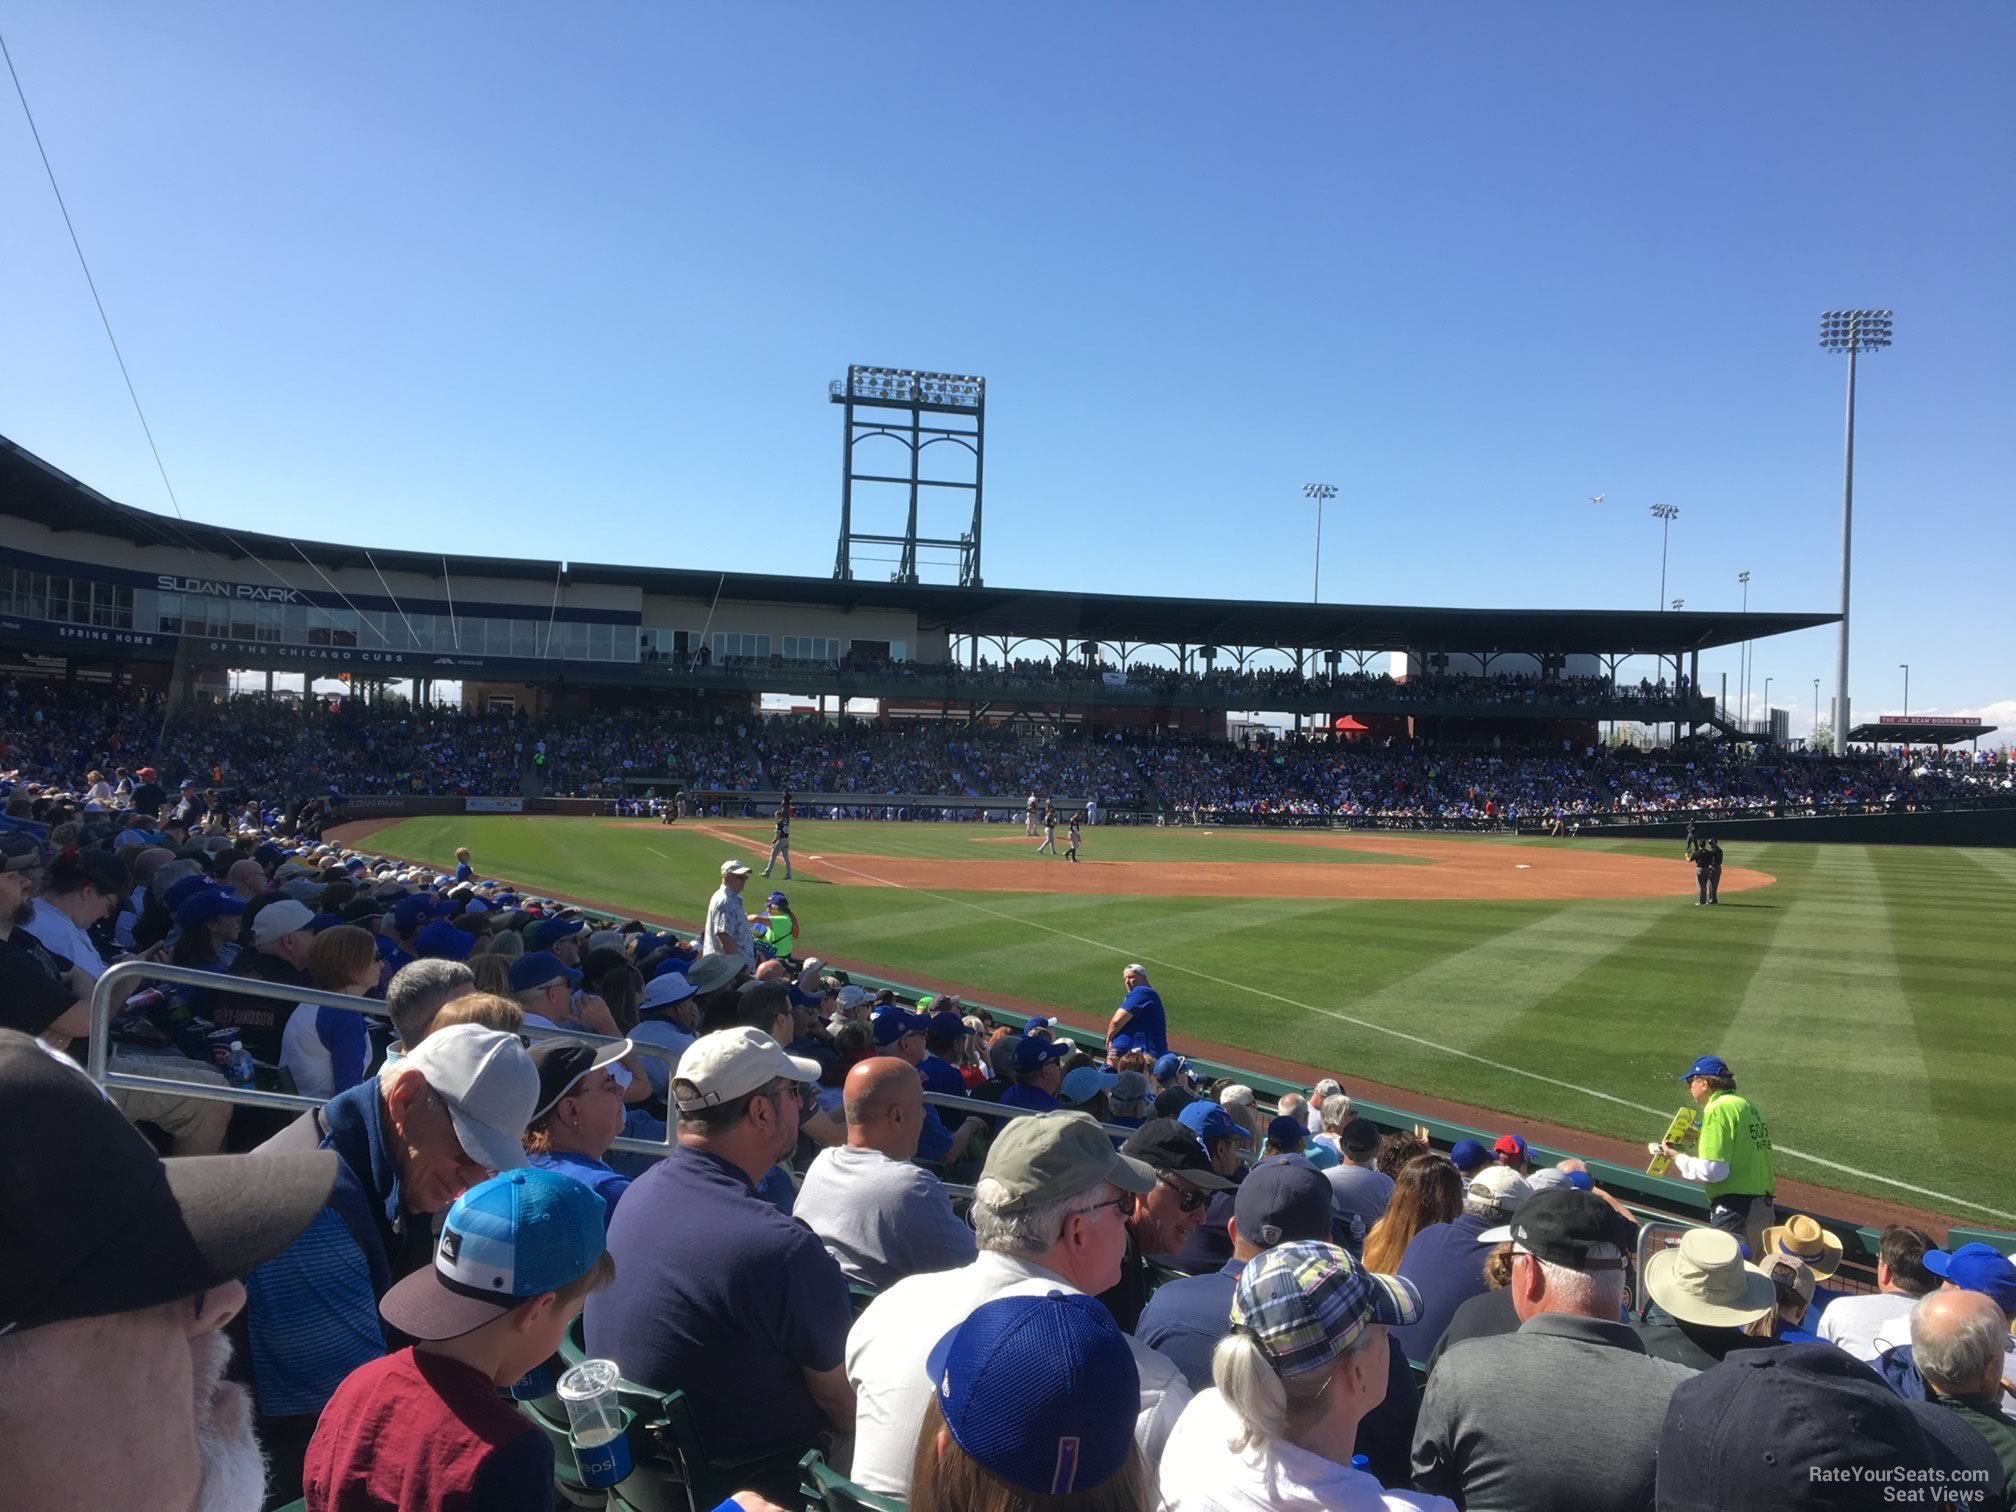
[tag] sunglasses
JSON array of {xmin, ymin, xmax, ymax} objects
[{"xmin": 1158, "ymin": 1174, "xmax": 1211, "ymax": 1213}]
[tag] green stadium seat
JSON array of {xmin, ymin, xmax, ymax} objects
[
  {"xmin": 800, "ymin": 1450, "xmax": 905, "ymax": 1512},
  {"xmin": 848, "ymin": 1280, "xmax": 880, "ymax": 1318}
]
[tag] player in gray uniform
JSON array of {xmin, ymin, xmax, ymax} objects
[
  {"xmin": 1036, "ymin": 806, "xmax": 1058, "ymax": 855},
  {"xmin": 763, "ymin": 792, "xmax": 793, "ymax": 879}
]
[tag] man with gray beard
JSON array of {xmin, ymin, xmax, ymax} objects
[{"xmin": 0, "ymin": 1030, "xmax": 337, "ymax": 1511}]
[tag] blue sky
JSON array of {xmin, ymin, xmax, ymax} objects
[{"xmin": 2, "ymin": 4, "xmax": 2010, "ymax": 735}]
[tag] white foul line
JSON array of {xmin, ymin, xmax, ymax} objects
[{"xmin": 807, "ymin": 854, "xmax": 2016, "ymax": 1223}]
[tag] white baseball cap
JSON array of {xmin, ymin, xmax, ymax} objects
[
  {"xmin": 401, "ymin": 1024, "xmax": 539, "ymax": 1175},
  {"xmin": 251, "ymin": 898, "xmax": 315, "ymax": 948},
  {"xmin": 720, "ymin": 859, "xmax": 751, "ymax": 877},
  {"xmin": 1467, "ymin": 1165, "xmax": 1533, "ymax": 1221},
  {"xmin": 672, "ymin": 1027, "xmax": 819, "ymax": 1113}
]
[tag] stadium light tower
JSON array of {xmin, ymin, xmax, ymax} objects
[
  {"xmin": 1303, "ymin": 483, "xmax": 1337, "ymax": 602},
  {"xmin": 1737, "ymin": 570, "xmax": 1751, "ymax": 720},
  {"xmin": 1899, "ymin": 662, "xmax": 1909, "ymax": 718},
  {"xmin": 1651, "ymin": 504, "xmax": 1680, "ymax": 609},
  {"xmin": 1671, "ymin": 598, "xmax": 1684, "ymax": 611},
  {"xmin": 1821, "ymin": 309, "xmax": 1893, "ymax": 754}
]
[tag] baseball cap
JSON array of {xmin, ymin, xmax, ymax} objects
[
  {"xmin": 1023, "ymin": 1014, "xmax": 1054, "ymax": 1033},
  {"xmin": 1493, "ymin": 1133, "xmax": 1530, "ymax": 1162},
  {"xmin": 926, "ymin": 1292, "xmax": 1139, "ymax": 1496},
  {"xmin": 1110, "ymin": 1069, "xmax": 1152, "ymax": 1105},
  {"xmin": 1656, "ymin": 1343, "xmax": 1980, "ymax": 1511},
  {"xmin": 175, "ymin": 887, "xmax": 245, "ymax": 931},
  {"xmin": 1121, "ymin": 1118, "xmax": 1236, "ymax": 1190},
  {"xmin": 1679, "ymin": 1054, "xmax": 1732, "ymax": 1081},
  {"xmin": 1152, "ymin": 1052, "xmax": 1188, "ymax": 1080},
  {"xmin": 1013, "ymin": 1034, "xmax": 1072, "ymax": 1074},
  {"xmin": 400, "ymin": 1024, "xmax": 539, "ymax": 1175},
  {"xmin": 1266, "ymin": 1114, "xmax": 1309, "ymax": 1150},
  {"xmin": 671, "ymin": 1027, "xmax": 819, "ymax": 1113},
  {"xmin": 1059, "ymin": 1064, "xmax": 1119, "ymax": 1106},
  {"xmin": 638, "ymin": 972, "xmax": 698, "ymax": 1014},
  {"xmin": 250, "ymin": 898, "xmax": 315, "ymax": 948},
  {"xmin": 525, "ymin": 917, "xmax": 584, "ymax": 953},
  {"xmin": 1448, "ymin": 1138, "xmax": 1490, "ymax": 1174},
  {"xmin": 1176, "ymin": 1100, "xmax": 1241, "ymax": 1142},
  {"xmin": 835, "ymin": 983, "xmax": 872, "ymax": 1012},
  {"xmin": 0, "ymin": 833, "xmax": 46, "ymax": 874},
  {"xmin": 415, "ymin": 919, "xmax": 476, "ymax": 961},
  {"xmin": 391, "ymin": 894, "xmax": 439, "ymax": 933},
  {"xmin": 529, "ymin": 1037, "xmax": 633, "ymax": 1121},
  {"xmin": 509, "ymin": 951, "xmax": 581, "ymax": 994},
  {"xmin": 1153, "ymin": 1085, "xmax": 1198, "ymax": 1119},
  {"xmin": 0, "ymin": 1028, "xmax": 338, "ymax": 1335},
  {"xmin": 1109, "ymin": 1032, "xmax": 1141, "ymax": 1054},
  {"xmin": 1643, "ymin": 1228, "xmax": 1776, "ymax": 1328},
  {"xmin": 719, "ymin": 859, "xmax": 751, "ymax": 877},
  {"xmin": 976, "ymin": 1111, "xmax": 1155, "ymax": 1213},
  {"xmin": 1477, "ymin": 1188, "xmax": 1635, "ymax": 1269},
  {"xmin": 1232, "ymin": 1241, "xmax": 1422, "ymax": 1378},
  {"xmin": 1923, "ymin": 1241, "xmax": 2016, "ymax": 1313},
  {"xmin": 1465, "ymin": 1164, "xmax": 1532, "ymax": 1216},
  {"xmin": 1234, "ymin": 1155, "xmax": 1336, "ymax": 1248},
  {"xmin": 683, "ymin": 952, "xmax": 744, "ymax": 995},
  {"xmin": 927, "ymin": 1010, "xmax": 971, "ymax": 1040},
  {"xmin": 765, "ymin": 890, "xmax": 788, "ymax": 908},
  {"xmin": 873, "ymin": 1008, "xmax": 930, "ymax": 1047},
  {"xmin": 378, "ymin": 1169, "xmax": 606, "ymax": 1343},
  {"xmin": 1336, "ymin": 1117, "xmax": 1381, "ymax": 1158}
]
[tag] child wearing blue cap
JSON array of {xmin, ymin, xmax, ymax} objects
[{"xmin": 302, "ymin": 1169, "xmax": 614, "ymax": 1511}]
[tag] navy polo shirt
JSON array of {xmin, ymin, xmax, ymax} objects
[
  {"xmin": 1137, "ymin": 1259, "xmax": 1243, "ymax": 1390},
  {"xmin": 917, "ymin": 1054, "xmax": 967, "ymax": 1100},
  {"xmin": 585, "ymin": 1144, "xmax": 850, "ymax": 1459},
  {"xmin": 1115, "ymin": 984, "xmax": 1168, "ymax": 1055},
  {"xmin": 1391, "ymin": 1211, "xmax": 1497, "ymax": 1364}
]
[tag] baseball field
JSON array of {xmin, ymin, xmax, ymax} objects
[{"xmin": 353, "ymin": 814, "xmax": 2014, "ymax": 1226}]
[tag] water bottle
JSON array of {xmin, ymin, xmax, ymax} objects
[
  {"xmin": 225, "ymin": 1041, "xmax": 255, "ymax": 1088},
  {"xmin": 556, "ymin": 1358, "xmax": 632, "ymax": 1488}
]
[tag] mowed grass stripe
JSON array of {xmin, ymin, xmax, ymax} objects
[{"xmin": 1954, "ymin": 846, "xmax": 2016, "ymax": 890}]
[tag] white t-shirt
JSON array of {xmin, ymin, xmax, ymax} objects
[
  {"xmin": 280, "ymin": 1003, "xmax": 336, "ymax": 1099},
  {"xmin": 845, "ymin": 1249, "xmax": 1191, "ymax": 1496},
  {"xmin": 1815, "ymin": 1291, "xmax": 1918, "ymax": 1360},
  {"xmin": 1159, "ymin": 1387, "xmax": 1454, "ymax": 1512},
  {"xmin": 22, "ymin": 900, "xmax": 106, "ymax": 978}
]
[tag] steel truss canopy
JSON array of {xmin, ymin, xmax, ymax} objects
[{"xmin": 0, "ymin": 433, "xmax": 1836, "ymax": 657}]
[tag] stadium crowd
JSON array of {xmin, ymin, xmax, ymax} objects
[{"xmin": 2, "ymin": 748, "xmax": 2013, "ymax": 1512}]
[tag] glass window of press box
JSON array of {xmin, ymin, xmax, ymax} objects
[
  {"xmin": 0, "ymin": 571, "xmax": 136, "ymax": 629},
  {"xmin": 127, "ymin": 588, "xmax": 637, "ymax": 661}
]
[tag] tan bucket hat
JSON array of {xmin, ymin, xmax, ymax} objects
[
  {"xmin": 1644, "ymin": 1228, "xmax": 1776, "ymax": 1328},
  {"xmin": 1760, "ymin": 1214, "xmax": 1844, "ymax": 1279}
]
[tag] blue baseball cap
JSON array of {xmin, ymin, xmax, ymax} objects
[
  {"xmin": 1680, "ymin": 1054, "xmax": 1733, "ymax": 1081},
  {"xmin": 378, "ymin": 1168, "xmax": 606, "ymax": 1342},
  {"xmin": 1059, "ymin": 1064, "xmax": 1119, "ymax": 1106},
  {"xmin": 391, "ymin": 894, "xmax": 438, "ymax": 933},
  {"xmin": 1110, "ymin": 1032, "xmax": 1142, "ymax": 1054},
  {"xmin": 1013, "ymin": 1035, "xmax": 1072, "ymax": 1074},
  {"xmin": 1232, "ymin": 1240, "xmax": 1423, "ymax": 1378},
  {"xmin": 766, "ymin": 891, "xmax": 788, "ymax": 908},
  {"xmin": 1234, "ymin": 1155, "xmax": 1337, "ymax": 1247},
  {"xmin": 174, "ymin": 888, "xmax": 244, "ymax": 930},
  {"xmin": 306, "ymin": 912, "xmax": 346, "ymax": 933},
  {"xmin": 509, "ymin": 951, "xmax": 581, "ymax": 994},
  {"xmin": 525, "ymin": 917, "xmax": 584, "ymax": 952},
  {"xmin": 927, "ymin": 1010, "xmax": 972, "ymax": 1040},
  {"xmin": 1177, "ymin": 1100, "xmax": 1242, "ymax": 1144},
  {"xmin": 416, "ymin": 919, "xmax": 477, "ymax": 961},
  {"xmin": 164, "ymin": 874, "xmax": 219, "ymax": 913},
  {"xmin": 1448, "ymin": 1138, "xmax": 1490, "ymax": 1174},
  {"xmin": 1562, "ymin": 1169, "xmax": 1595, "ymax": 1192},
  {"xmin": 926, "ymin": 1292, "xmax": 1139, "ymax": 1496},
  {"xmin": 1023, "ymin": 1014, "xmax": 1053, "ymax": 1032},
  {"xmin": 1266, "ymin": 1115, "xmax": 1309, "ymax": 1150},
  {"xmin": 1152, "ymin": 1052, "xmax": 1188, "ymax": 1079},
  {"xmin": 1924, "ymin": 1243, "xmax": 2016, "ymax": 1313},
  {"xmin": 873, "ymin": 1008, "xmax": 930, "ymax": 1047}
]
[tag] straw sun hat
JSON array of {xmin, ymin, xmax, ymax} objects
[{"xmin": 1760, "ymin": 1214, "xmax": 1845, "ymax": 1279}]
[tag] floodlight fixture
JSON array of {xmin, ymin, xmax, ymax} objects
[
  {"xmin": 1303, "ymin": 484, "xmax": 1337, "ymax": 603},
  {"xmin": 1650, "ymin": 503, "xmax": 1680, "ymax": 609},
  {"xmin": 1820, "ymin": 307, "xmax": 1894, "ymax": 753}
]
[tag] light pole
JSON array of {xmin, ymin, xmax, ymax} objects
[
  {"xmin": 1764, "ymin": 677, "xmax": 1773, "ymax": 739},
  {"xmin": 1303, "ymin": 484, "xmax": 1336, "ymax": 603},
  {"xmin": 1821, "ymin": 309, "xmax": 1893, "ymax": 755},
  {"xmin": 1814, "ymin": 677, "xmax": 1821, "ymax": 741},
  {"xmin": 1651, "ymin": 504, "xmax": 1679, "ymax": 609},
  {"xmin": 1899, "ymin": 663, "xmax": 1909, "ymax": 718},
  {"xmin": 1737, "ymin": 570, "xmax": 1751, "ymax": 721}
]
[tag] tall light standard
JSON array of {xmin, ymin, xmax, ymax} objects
[
  {"xmin": 1737, "ymin": 570, "xmax": 1752, "ymax": 721},
  {"xmin": 1651, "ymin": 504, "xmax": 1680, "ymax": 609},
  {"xmin": 1814, "ymin": 677, "xmax": 1821, "ymax": 742},
  {"xmin": 1821, "ymin": 309, "xmax": 1892, "ymax": 754},
  {"xmin": 1898, "ymin": 663, "xmax": 1909, "ymax": 718},
  {"xmin": 1763, "ymin": 677, "xmax": 1773, "ymax": 740},
  {"xmin": 1303, "ymin": 483, "xmax": 1336, "ymax": 603}
]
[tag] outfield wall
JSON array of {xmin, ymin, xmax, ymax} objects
[{"xmin": 1520, "ymin": 801, "xmax": 2016, "ymax": 847}]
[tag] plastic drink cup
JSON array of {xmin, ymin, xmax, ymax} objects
[{"xmin": 557, "ymin": 1358, "xmax": 632, "ymax": 1488}]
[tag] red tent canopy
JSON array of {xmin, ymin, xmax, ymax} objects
[{"xmin": 1332, "ymin": 715, "xmax": 1368, "ymax": 732}]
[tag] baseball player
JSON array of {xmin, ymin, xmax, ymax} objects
[
  {"xmin": 1036, "ymin": 805, "xmax": 1058, "ymax": 855},
  {"xmin": 1025, "ymin": 791, "xmax": 1039, "ymax": 837},
  {"xmin": 763, "ymin": 792, "xmax": 793, "ymax": 879},
  {"xmin": 1065, "ymin": 812, "xmax": 1083, "ymax": 863}
]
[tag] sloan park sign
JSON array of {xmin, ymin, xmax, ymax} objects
[{"xmin": 157, "ymin": 574, "xmax": 304, "ymax": 604}]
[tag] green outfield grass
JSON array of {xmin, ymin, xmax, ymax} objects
[{"xmin": 365, "ymin": 815, "xmax": 2015, "ymax": 1223}]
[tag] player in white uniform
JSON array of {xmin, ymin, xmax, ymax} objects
[{"xmin": 1025, "ymin": 792, "xmax": 1039, "ymax": 836}]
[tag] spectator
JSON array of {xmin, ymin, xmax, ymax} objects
[
  {"xmin": 1655, "ymin": 1053, "xmax": 1777, "ymax": 1260},
  {"xmin": 1759, "ymin": 1212, "xmax": 1845, "ymax": 1280},
  {"xmin": 1108, "ymin": 1068, "xmax": 1155, "ymax": 1128},
  {"xmin": 1165, "ymin": 1099, "xmax": 1254, "ymax": 1277},
  {"xmin": 1002, "ymin": 1031, "xmax": 1073, "ymax": 1112},
  {"xmin": 0, "ymin": 1029, "xmax": 337, "ymax": 1512},
  {"xmin": 279, "ymin": 924, "xmax": 382, "ymax": 1100},
  {"xmin": 303, "ymin": 1168, "xmax": 613, "ymax": 1512},
  {"xmin": 1096, "ymin": 1118, "xmax": 1236, "ymax": 1333},
  {"xmin": 19, "ymin": 844, "xmax": 127, "ymax": 976},
  {"xmin": 1446, "ymin": 1138, "xmax": 1489, "ymax": 1178},
  {"xmin": 226, "ymin": 857, "xmax": 268, "ymax": 903},
  {"xmin": 467, "ymin": 950, "xmax": 513, "ymax": 997},
  {"xmin": 1910, "ymin": 1288, "xmax": 2016, "ymax": 1491},
  {"xmin": 217, "ymin": 897, "xmax": 319, "ymax": 1063},
  {"xmin": 1412, "ymin": 1189, "xmax": 1692, "ymax": 1511},
  {"xmin": 703, "ymin": 859, "xmax": 757, "ymax": 967},
  {"xmin": 1392, "ymin": 1165, "xmax": 1530, "ymax": 1365},
  {"xmin": 1362, "ymin": 1154, "xmax": 1463, "ymax": 1277},
  {"xmin": 1656, "ymin": 1343, "xmax": 2004, "ymax": 1512},
  {"xmin": 382, "ymin": 957, "xmax": 476, "ymax": 1059},
  {"xmin": 1062, "ymin": 1063, "xmax": 1119, "ymax": 1121},
  {"xmin": 241, "ymin": 1024, "xmax": 539, "ymax": 1500},
  {"xmin": 1491, "ymin": 1133, "xmax": 1534, "ymax": 1176},
  {"xmin": 873, "ymin": 1005, "xmax": 988, "ymax": 1169},
  {"xmin": 1218, "ymin": 1083, "xmax": 1264, "ymax": 1148},
  {"xmin": 1265, "ymin": 1114, "xmax": 1310, "ymax": 1158},
  {"xmin": 1153, "ymin": 1052, "xmax": 1193, "ymax": 1094},
  {"xmin": 1636, "ymin": 1227, "xmax": 1778, "ymax": 1369},
  {"xmin": 1326, "ymin": 1118, "xmax": 1394, "ymax": 1253},
  {"xmin": 1762, "ymin": 1254, "xmax": 1820, "ymax": 1342},
  {"xmin": 1422, "ymin": 1242, "xmax": 1521, "ymax": 1374},
  {"xmin": 585, "ymin": 1027, "xmax": 854, "ymax": 1466},
  {"xmin": 1106, "ymin": 963, "xmax": 1169, "ymax": 1056},
  {"xmin": 1872, "ymin": 1243, "xmax": 2016, "ymax": 1415},
  {"xmin": 1158, "ymin": 1240, "xmax": 1448, "ymax": 1512},
  {"xmin": 910, "ymin": 1292, "xmax": 1154, "ymax": 1512},
  {"xmin": 1311, "ymin": 1092, "xmax": 1355, "ymax": 1164},
  {"xmin": 845, "ymin": 1110, "xmax": 1184, "ymax": 1498},
  {"xmin": 525, "ymin": 1037, "xmax": 635, "ymax": 1220},
  {"xmin": 426, "ymin": 991, "xmax": 524, "ymax": 1036},
  {"xmin": 1817, "ymin": 1223, "xmax": 1937, "ymax": 1359},
  {"xmin": 919, "ymin": 1009, "xmax": 974, "ymax": 1098},
  {"xmin": 627, "ymin": 968, "xmax": 701, "ymax": 1094},
  {"xmin": 795, "ymin": 1056, "xmax": 978, "ymax": 1292}
]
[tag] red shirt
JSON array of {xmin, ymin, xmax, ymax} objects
[{"xmin": 304, "ymin": 1347, "xmax": 552, "ymax": 1512}]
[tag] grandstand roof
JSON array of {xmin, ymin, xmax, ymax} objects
[
  {"xmin": 2, "ymin": 433, "xmax": 1837, "ymax": 655},
  {"xmin": 1847, "ymin": 719, "xmax": 1998, "ymax": 746}
]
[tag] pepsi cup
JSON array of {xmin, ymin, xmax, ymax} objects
[{"xmin": 557, "ymin": 1359, "xmax": 632, "ymax": 1489}]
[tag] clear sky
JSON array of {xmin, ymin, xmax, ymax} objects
[{"xmin": 2, "ymin": 4, "xmax": 2010, "ymax": 737}]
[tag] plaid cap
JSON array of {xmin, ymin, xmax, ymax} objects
[{"xmin": 1230, "ymin": 1240, "xmax": 1421, "ymax": 1378}]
